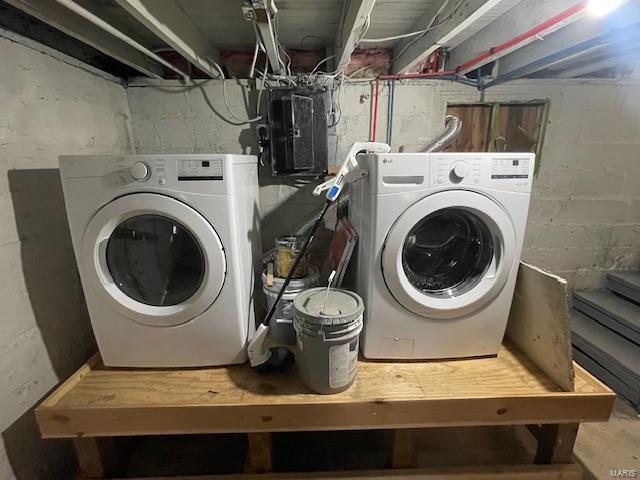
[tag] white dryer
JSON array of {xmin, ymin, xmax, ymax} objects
[
  {"xmin": 60, "ymin": 154, "xmax": 260, "ymax": 367},
  {"xmin": 350, "ymin": 152, "xmax": 534, "ymax": 359}
]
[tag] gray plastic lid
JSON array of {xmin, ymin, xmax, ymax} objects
[
  {"xmin": 262, "ymin": 265, "xmax": 319, "ymax": 293},
  {"xmin": 293, "ymin": 287, "xmax": 364, "ymax": 325}
]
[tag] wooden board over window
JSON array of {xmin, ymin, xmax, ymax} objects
[
  {"xmin": 446, "ymin": 104, "xmax": 492, "ymax": 152},
  {"xmin": 495, "ymin": 103, "xmax": 547, "ymax": 153},
  {"xmin": 446, "ymin": 102, "xmax": 548, "ymax": 170}
]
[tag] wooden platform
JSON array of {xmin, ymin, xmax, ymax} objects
[
  {"xmin": 36, "ymin": 343, "xmax": 613, "ymax": 439},
  {"xmin": 33, "ymin": 265, "xmax": 615, "ymax": 478}
]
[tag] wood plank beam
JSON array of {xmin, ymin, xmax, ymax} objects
[
  {"xmin": 115, "ymin": 0, "xmax": 221, "ymax": 78},
  {"xmin": 251, "ymin": 2, "xmax": 282, "ymax": 75},
  {"xmin": 392, "ymin": 0, "xmax": 522, "ymax": 74},
  {"xmin": 5, "ymin": 0, "xmax": 165, "ymax": 78},
  {"xmin": 245, "ymin": 433, "xmax": 273, "ymax": 474},
  {"xmin": 447, "ymin": 0, "xmax": 588, "ymax": 74},
  {"xmin": 527, "ymin": 424, "xmax": 579, "ymax": 464},
  {"xmin": 334, "ymin": 0, "xmax": 377, "ymax": 72},
  {"xmin": 392, "ymin": 430, "xmax": 416, "ymax": 468}
]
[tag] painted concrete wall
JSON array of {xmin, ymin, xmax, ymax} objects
[
  {"xmin": 127, "ymin": 78, "xmax": 640, "ymax": 289},
  {"xmin": 0, "ymin": 34, "xmax": 131, "ymax": 479}
]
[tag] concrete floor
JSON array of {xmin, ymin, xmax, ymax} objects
[{"xmin": 575, "ymin": 398, "xmax": 640, "ymax": 479}]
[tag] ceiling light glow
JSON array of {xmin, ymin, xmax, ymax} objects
[{"xmin": 587, "ymin": 0, "xmax": 624, "ymax": 17}]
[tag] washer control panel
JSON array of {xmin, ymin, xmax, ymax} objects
[
  {"xmin": 491, "ymin": 157, "xmax": 531, "ymax": 179},
  {"xmin": 429, "ymin": 153, "xmax": 534, "ymax": 192}
]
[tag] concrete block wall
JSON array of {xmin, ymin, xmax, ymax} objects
[
  {"xmin": 0, "ymin": 33, "xmax": 131, "ymax": 479},
  {"xmin": 478, "ymin": 80, "xmax": 640, "ymax": 288},
  {"xmin": 128, "ymin": 78, "xmax": 640, "ymax": 289}
]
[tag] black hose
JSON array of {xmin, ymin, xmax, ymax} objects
[{"xmin": 263, "ymin": 199, "xmax": 332, "ymax": 327}]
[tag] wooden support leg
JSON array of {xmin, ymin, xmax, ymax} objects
[
  {"xmin": 74, "ymin": 437, "xmax": 114, "ymax": 479},
  {"xmin": 392, "ymin": 429, "xmax": 416, "ymax": 469},
  {"xmin": 245, "ymin": 432, "xmax": 273, "ymax": 473},
  {"xmin": 527, "ymin": 424, "xmax": 580, "ymax": 464}
]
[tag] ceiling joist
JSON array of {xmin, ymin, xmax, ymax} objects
[
  {"xmin": 557, "ymin": 47, "xmax": 640, "ymax": 78},
  {"xmin": 251, "ymin": 2, "xmax": 283, "ymax": 76},
  {"xmin": 115, "ymin": 0, "xmax": 222, "ymax": 79},
  {"xmin": 5, "ymin": 0, "xmax": 165, "ymax": 78},
  {"xmin": 334, "ymin": 0, "xmax": 377, "ymax": 72},
  {"xmin": 392, "ymin": 0, "xmax": 523, "ymax": 74},
  {"xmin": 447, "ymin": 0, "xmax": 587, "ymax": 75},
  {"xmin": 486, "ymin": 2, "xmax": 640, "ymax": 84}
]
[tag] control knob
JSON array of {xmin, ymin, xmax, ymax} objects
[
  {"xmin": 451, "ymin": 161, "xmax": 470, "ymax": 180},
  {"xmin": 130, "ymin": 161, "xmax": 150, "ymax": 181}
]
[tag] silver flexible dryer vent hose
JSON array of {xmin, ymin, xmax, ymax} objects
[{"xmin": 422, "ymin": 115, "xmax": 462, "ymax": 153}]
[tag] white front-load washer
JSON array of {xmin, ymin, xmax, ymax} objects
[
  {"xmin": 60, "ymin": 154, "xmax": 261, "ymax": 367},
  {"xmin": 350, "ymin": 152, "xmax": 535, "ymax": 359}
]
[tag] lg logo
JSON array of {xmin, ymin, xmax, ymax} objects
[{"xmin": 383, "ymin": 159, "xmax": 393, "ymax": 164}]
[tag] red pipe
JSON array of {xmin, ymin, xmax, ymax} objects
[
  {"xmin": 371, "ymin": 70, "xmax": 460, "ymax": 141},
  {"xmin": 455, "ymin": 0, "xmax": 589, "ymax": 73},
  {"xmin": 370, "ymin": 78, "xmax": 380, "ymax": 141},
  {"xmin": 378, "ymin": 70, "xmax": 457, "ymax": 80},
  {"xmin": 367, "ymin": 1, "xmax": 591, "ymax": 138}
]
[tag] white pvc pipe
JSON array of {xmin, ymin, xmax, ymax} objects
[{"xmin": 54, "ymin": 0, "xmax": 190, "ymax": 80}]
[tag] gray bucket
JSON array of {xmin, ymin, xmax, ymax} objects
[
  {"xmin": 262, "ymin": 266, "xmax": 319, "ymax": 345},
  {"xmin": 293, "ymin": 287, "xmax": 364, "ymax": 394}
]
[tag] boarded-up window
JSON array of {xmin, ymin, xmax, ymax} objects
[
  {"xmin": 446, "ymin": 102, "xmax": 548, "ymax": 166},
  {"xmin": 446, "ymin": 104, "xmax": 492, "ymax": 152},
  {"xmin": 495, "ymin": 103, "xmax": 547, "ymax": 153}
]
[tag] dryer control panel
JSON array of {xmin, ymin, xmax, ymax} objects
[
  {"xmin": 114, "ymin": 157, "xmax": 225, "ymax": 186},
  {"xmin": 177, "ymin": 159, "xmax": 223, "ymax": 181},
  {"xmin": 58, "ymin": 154, "xmax": 257, "ymax": 196}
]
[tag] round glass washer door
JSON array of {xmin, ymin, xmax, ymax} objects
[
  {"xmin": 382, "ymin": 190, "xmax": 516, "ymax": 319},
  {"xmin": 82, "ymin": 193, "xmax": 226, "ymax": 327}
]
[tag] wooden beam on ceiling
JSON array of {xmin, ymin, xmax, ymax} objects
[
  {"xmin": 252, "ymin": 2, "xmax": 283, "ymax": 76},
  {"xmin": 392, "ymin": 0, "xmax": 523, "ymax": 74},
  {"xmin": 447, "ymin": 0, "xmax": 587, "ymax": 75},
  {"xmin": 115, "ymin": 0, "xmax": 222, "ymax": 79},
  {"xmin": 493, "ymin": 2, "xmax": 640, "ymax": 79},
  {"xmin": 334, "ymin": 0, "xmax": 377, "ymax": 72},
  {"xmin": 5, "ymin": 0, "xmax": 165, "ymax": 78}
]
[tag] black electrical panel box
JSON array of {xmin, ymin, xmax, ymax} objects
[{"xmin": 267, "ymin": 86, "xmax": 329, "ymax": 177}]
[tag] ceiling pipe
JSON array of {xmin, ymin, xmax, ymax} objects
[
  {"xmin": 482, "ymin": 22, "xmax": 640, "ymax": 89},
  {"xmin": 453, "ymin": 1, "xmax": 590, "ymax": 74},
  {"xmin": 377, "ymin": 71, "xmax": 479, "ymax": 87},
  {"xmin": 370, "ymin": 71, "xmax": 477, "ymax": 142},
  {"xmin": 53, "ymin": 0, "xmax": 190, "ymax": 80}
]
